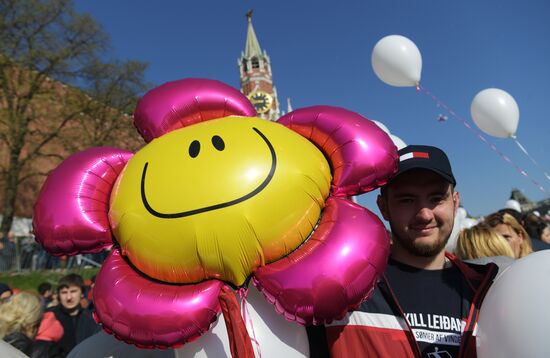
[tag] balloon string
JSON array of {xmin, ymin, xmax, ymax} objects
[
  {"xmin": 416, "ymin": 84, "xmax": 549, "ymax": 196},
  {"xmin": 238, "ymin": 288, "xmax": 262, "ymax": 358},
  {"xmin": 512, "ymin": 138, "xmax": 550, "ymax": 182}
]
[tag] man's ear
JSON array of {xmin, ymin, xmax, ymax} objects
[
  {"xmin": 453, "ymin": 191, "xmax": 460, "ymax": 212},
  {"xmin": 377, "ymin": 194, "xmax": 390, "ymax": 221}
]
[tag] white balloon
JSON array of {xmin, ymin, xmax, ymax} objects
[
  {"xmin": 371, "ymin": 35, "xmax": 422, "ymax": 87},
  {"xmin": 504, "ymin": 199, "xmax": 522, "ymax": 213},
  {"xmin": 477, "ymin": 251, "xmax": 550, "ymax": 358},
  {"xmin": 176, "ymin": 284, "xmax": 309, "ymax": 357},
  {"xmin": 372, "ymin": 120, "xmax": 407, "ymax": 150},
  {"xmin": 470, "ymin": 88, "xmax": 519, "ymax": 138},
  {"xmin": 389, "ymin": 134, "xmax": 407, "ymax": 150},
  {"xmin": 372, "ymin": 120, "xmax": 390, "ymax": 134}
]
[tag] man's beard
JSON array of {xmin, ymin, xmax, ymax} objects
[{"xmin": 390, "ymin": 223, "xmax": 451, "ymax": 258}]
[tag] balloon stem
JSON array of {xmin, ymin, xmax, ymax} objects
[
  {"xmin": 238, "ymin": 288, "xmax": 262, "ymax": 357},
  {"xmin": 513, "ymin": 137, "xmax": 550, "ymax": 184}
]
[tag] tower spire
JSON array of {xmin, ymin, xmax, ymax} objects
[
  {"xmin": 238, "ymin": 11, "xmax": 280, "ymax": 121},
  {"xmin": 244, "ymin": 10, "xmax": 262, "ymax": 58}
]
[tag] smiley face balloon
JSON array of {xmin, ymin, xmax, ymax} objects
[
  {"xmin": 111, "ymin": 116, "xmax": 330, "ymax": 285},
  {"xmin": 33, "ymin": 78, "xmax": 398, "ymax": 348}
]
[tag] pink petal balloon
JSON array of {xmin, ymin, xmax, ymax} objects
[
  {"xmin": 33, "ymin": 147, "xmax": 133, "ymax": 256},
  {"xmin": 253, "ymin": 197, "xmax": 390, "ymax": 325},
  {"xmin": 134, "ymin": 78, "xmax": 257, "ymax": 142},
  {"xmin": 277, "ymin": 106, "xmax": 398, "ymax": 196},
  {"xmin": 94, "ymin": 250, "xmax": 223, "ymax": 348}
]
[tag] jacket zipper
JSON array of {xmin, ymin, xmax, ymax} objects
[{"xmin": 455, "ymin": 261, "xmax": 497, "ymax": 358}]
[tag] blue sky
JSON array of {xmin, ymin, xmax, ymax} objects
[{"xmin": 74, "ymin": 0, "xmax": 550, "ymax": 218}]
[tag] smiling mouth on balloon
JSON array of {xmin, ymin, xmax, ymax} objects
[{"xmin": 141, "ymin": 127, "xmax": 277, "ymax": 219}]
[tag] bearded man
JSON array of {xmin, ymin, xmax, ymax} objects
[{"xmin": 308, "ymin": 145, "xmax": 499, "ymax": 358}]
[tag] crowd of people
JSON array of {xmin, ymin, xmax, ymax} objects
[
  {"xmin": 1, "ymin": 143, "xmax": 550, "ymax": 357},
  {"xmin": 1, "ymin": 274, "xmax": 100, "ymax": 357}
]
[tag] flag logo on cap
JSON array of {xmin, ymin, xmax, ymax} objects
[{"xmin": 400, "ymin": 151, "xmax": 430, "ymax": 162}]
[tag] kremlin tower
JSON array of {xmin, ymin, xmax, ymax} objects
[{"xmin": 238, "ymin": 11, "xmax": 280, "ymax": 121}]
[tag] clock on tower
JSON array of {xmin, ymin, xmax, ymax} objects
[{"xmin": 248, "ymin": 91, "xmax": 273, "ymax": 114}]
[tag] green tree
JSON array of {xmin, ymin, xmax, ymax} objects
[
  {"xmin": 0, "ymin": 0, "xmax": 148, "ymax": 233},
  {"xmin": 62, "ymin": 59, "xmax": 149, "ymax": 153}
]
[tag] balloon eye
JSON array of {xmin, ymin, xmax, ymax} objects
[
  {"xmin": 189, "ymin": 140, "xmax": 200, "ymax": 158},
  {"xmin": 211, "ymin": 135, "xmax": 225, "ymax": 151}
]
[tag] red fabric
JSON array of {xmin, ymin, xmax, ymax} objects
[
  {"xmin": 412, "ymin": 152, "xmax": 429, "ymax": 158},
  {"xmin": 327, "ymin": 325, "xmax": 416, "ymax": 358},
  {"xmin": 36, "ymin": 311, "xmax": 64, "ymax": 341},
  {"xmin": 87, "ymin": 285, "xmax": 94, "ymax": 301},
  {"xmin": 218, "ymin": 285, "xmax": 255, "ymax": 358}
]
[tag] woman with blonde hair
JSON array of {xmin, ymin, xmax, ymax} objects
[
  {"xmin": 456, "ymin": 223, "xmax": 515, "ymax": 260},
  {"xmin": 0, "ymin": 291, "xmax": 64, "ymax": 357},
  {"xmin": 0, "ymin": 291, "xmax": 42, "ymax": 355},
  {"xmin": 485, "ymin": 212, "xmax": 533, "ymax": 258}
]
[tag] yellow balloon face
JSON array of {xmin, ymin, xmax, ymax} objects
[{"xmin": 109, "ymin": 117, "xmax": 331, "ymax": 286}]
